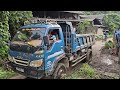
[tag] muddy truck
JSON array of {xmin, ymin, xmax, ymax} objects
[{"xmin": 8, "ymin": 19, "xmax": 95, "ymax": 79}]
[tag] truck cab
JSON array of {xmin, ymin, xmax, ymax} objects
[{"xmin": 8, "ymin": 20, "xmax": 66, "ymax": 79}]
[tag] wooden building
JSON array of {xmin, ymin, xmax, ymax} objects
[
  {"xmin": 32, "ymin": 11, "xmax": 84, "ymax": 20},
  {"xmin": 79, "ymin": 14, "xmax": 109, "ymax": 35}
]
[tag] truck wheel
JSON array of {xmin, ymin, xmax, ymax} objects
[
  {"xmin": 53, "ymin": 63, "xmax": 67, "ymax": 79},
  {"xmin": 85, "ymin": 49, "xmax": 92, "ymax": 63},
  {"xmin": 118, "ymin": 48, "xmax": 120, "ymax": 64}
]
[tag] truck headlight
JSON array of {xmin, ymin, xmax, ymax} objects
[
  {"xmin": 30, "ymin": 60, "xmax": 43, "ymax": 67},
  {"xmin": 8, "ymin": 55, "xmax": 14, "ymax": 62}
]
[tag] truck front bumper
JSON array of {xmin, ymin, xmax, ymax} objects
[{"xmin": 8, "ymin": 62, "xmax": 45, "ymax": 79}]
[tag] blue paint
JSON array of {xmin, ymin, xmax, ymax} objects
[{"xmin": 9, "ymin": 50, "xmax": 44, "ymax": 61}]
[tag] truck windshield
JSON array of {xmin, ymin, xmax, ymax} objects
[{"xmin": 10, "ymin": 28, "xmax": 46, "ymax": 53}]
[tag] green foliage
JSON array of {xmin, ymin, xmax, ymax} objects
[
  {"xmin": 107, "ymin": 35, "xmax": 113, "ymax": 38},
  {"xmin": 17, "ymin": 33, "xmax": 28, "ymax": 41},
  {"xmin": 65, "ymin": 63, "xmax": 99, "ymax": 79},
  {"xmin": 84, "ymin": 11, "xmax": 100, "ymax": 15},
  {"xmin": 79, "ymin": 63, "xmax": 99, "ymax": 79},
  {"xmin": 64, "ymin": 69, "xmax": 80, "ymax": 79},
  {"xmin": 0, "ymin": 67, "xmax": 15, "ymax": 79},
  {"xmin": 0, "ymin": 11, "xmax": 10, "ymax": 59},
  {"xmin": 77, "ymin": 20, "xmax": 91, "ymax": 34},
  {"xmin": 104, "ymin": 40, "xmax": 115, "ymax": 49},
  {"xmin": 95, "ymin": 35, "xmax": 103, "ymax": 41},
  {"xmin": 95, "ymin": 35, "xmax": 113, "ymax": 41},
  {"xmin": 103, "ymin": 13, "xmax": 120, "ymax": 34},
  {"xmin": 8, "ymin": 11, "xmax": 33, "ymax": 38},
  {"xmin": 84, "ymin": 11, "xmax": 120, "ymax": 15},
  {"xmin": 0, "ymin": 11, "xmax": 33, "ymax": 61}
]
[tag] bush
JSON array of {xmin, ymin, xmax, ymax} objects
[
  {"xmin": 0, "ymin": 11, "xmax": 10, "ymax": 60},
  {"xmin": 107, "ymin": 35, "xmax": 113, "ymax": 38},
  {"xmin": 0, "ymin": 11, "xmax": 33, "ymax": 78},
  {"xmin": 79, "ymin": 63, "xmax": 99, "ymax": 79},
  {"xmin": 103, "ymin": 13, "xmax": 120, "ymax": 34},
  {"xmin": 64, "ymin": 63, "xmax": 99, "ymax": 79},
  {"xmin": 0, "ymin": 11, "xmax": 33, "ymax": 62},
  {"xmin": 9, "ymin": 11, "xmax": 33, "ymax": 39},
  {"xmin": 0, "ymin": 67, "xmax": 15, "ymax": 79},
  {"xmin": 104, "ymin": 40, "xmax": 115, "ymax": 49}
]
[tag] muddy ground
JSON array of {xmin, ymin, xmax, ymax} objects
[{"xmin": 90, "ymin": 38, "xmax": 120, "ymax": 79}]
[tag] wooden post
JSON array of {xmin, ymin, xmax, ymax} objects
[
  {"xmin": 58, "ymin": 11, "xmax": 60, "ymax": 19},
  {"xmin": 44, "ymin": 11, "xmax": 46, "ymax": 18}
]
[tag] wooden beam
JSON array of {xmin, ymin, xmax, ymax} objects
[{"xmin": 44, "ymin": 11, "xmax": 46, "ymax": 18}]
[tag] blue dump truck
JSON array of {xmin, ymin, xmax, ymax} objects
[{"xmin": 8, "ymin": 19, "xmax": 95, "ymax": 79}]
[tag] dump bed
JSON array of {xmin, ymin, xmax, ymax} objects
[
  {"xmin": 56, "ymin": 20, "xmax": 95, "ymax": 53},
  {"xmin": 72, "ymin": 34, "xmax": 95, "ymax": 53}
]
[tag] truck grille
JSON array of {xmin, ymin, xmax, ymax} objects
[{"xmin": 13, "ymin": 58, "xmax": 30, "ymax": 66}]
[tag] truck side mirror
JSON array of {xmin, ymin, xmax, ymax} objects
[{"xmin": 43, "ymin": 36, "xmax": 50, "ymax": 46}]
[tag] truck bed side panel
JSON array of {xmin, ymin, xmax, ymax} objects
[{"xmin": 72, "ymin": 34, "xmax": 95, "ymax": 53}]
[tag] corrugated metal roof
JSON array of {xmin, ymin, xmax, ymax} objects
[
  {"xmin": 79, "ymin": 14, "xmax": 105, "ymax": 19},
  {"xmin": 61, "ymin": 11, "xmax": 84, "ymax": 15}
]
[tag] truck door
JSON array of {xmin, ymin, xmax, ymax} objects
[{"xmin": 45, "ymin": 28, "xmax": 65, "ymax": 74}]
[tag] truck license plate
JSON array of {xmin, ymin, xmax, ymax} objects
[{"xmin": 16, "ymin": 67, "xmax": 24, "ymax": 72}]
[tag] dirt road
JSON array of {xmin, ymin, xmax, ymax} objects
[
  {"xmin": 90, "ymin": 38, "xmax": 120, "ymax": 79},
  {"xmin": 9, "ymin": 74, "xmax": 26, "ymax": 79}
]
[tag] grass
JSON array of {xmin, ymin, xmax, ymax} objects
[
  {"xmin": 0, "ymin": 67, "xmax": 15, "ymax": 79},
  {"xmin": 64, "ymin": 63, "xmax": 99, "ymax": 79}
]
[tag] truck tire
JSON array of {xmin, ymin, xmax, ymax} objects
[
  {"xmin": 118, "ymin": 48, "xmax": 120, "ymax": 64},
  {"xmin": 85, "ymin": 49, "xmax": 92, "ymax": 63},
  {"xmin": 52, "ymin": 63, "xmax": 67, "ymax": 79}
]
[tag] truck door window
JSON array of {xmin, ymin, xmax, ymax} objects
[
  {"xmin": 47, "ymin": 29, "xmax": 60, "ymax": 49},
  {"xmin": 87, "ymin": 36, "xmax": 90, "ymax": 44},
  {"xmin": 83, "ymin": 37, "xmax": 86, "ymax": 45}
]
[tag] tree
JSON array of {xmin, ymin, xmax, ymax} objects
[
  {"xmin": 0, "ymin": 11, "xmax": 33, "ymax": 61},
  {"xmin": 77, "ymin": 20, "xmax": 91, "ymax": 34},
  {"xmin": 8, "ymin": 11, "xmax": 33, "ymax": 39},
  {"xmin": 103, "ymin": 13, "xmax": 120, "ymax": 34}
]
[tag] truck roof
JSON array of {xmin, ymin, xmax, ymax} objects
[
  {"xmin": 21, "ymin": 23, "xmax": 61, "ymax": 29},
  {"xmin": 21, "ymin": 18, "xmax": 82, "ymax": 29}
]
